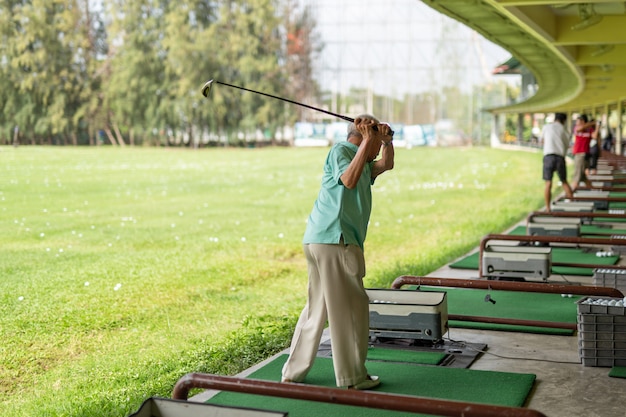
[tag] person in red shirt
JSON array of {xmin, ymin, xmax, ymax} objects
[
  {"xmin": 571, "ymin": 114, "xmax": 595, "ymax": 190},
  {"xmin": 586, "ymin": 120, "xmax": 601, "ymax": 176}
]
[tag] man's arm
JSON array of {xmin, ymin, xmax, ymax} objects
[
  {"xmin": 592, "ymin": 122, "xmax": 600, "ymax": 139},
  {"xmin": 561, "ymin": 129, "xmax": 571, "ymax": 150},
  {"xmin": 371, "ymin": 122, "xmax": 394, "ymax": 179},
  {"xmin": 372, "ymin": 139, "xmax": 394, "ymax": 179},
  {"xmin": 575, "ymin": 121, "xmax": 595, "ymax": 133},
  {"xmin": 340, "ymin": 119, "xmax": 381, "ymax": 189}
]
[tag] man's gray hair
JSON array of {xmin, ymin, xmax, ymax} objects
[{"xmin": 347, "ymin": 114, "xmax": 379, "ymax": 139}]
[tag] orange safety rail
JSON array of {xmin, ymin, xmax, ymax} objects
[
  {"xmin": 525, "ymin": 211, "xmax": 626, "ymax": 236},
  {"xmin": 391, "ymin": 275, "xmax": 624, "ymax": 298},
  {"xmin": 574, "ymin": 185, "xmax": 626, "ymax": 191},
  {"xmin": 562, "ymin": 195, "xmax": 626, "ymax": 203},
  {"xmin": 172, "ymin": 373, "xmax": 548, "ymax": 417},
  {"xmin": 389, "ymin": 275, "xmax": 623, "ymax": 330},
  {"xmin": 526, "ymin": 211, "xmax": 626, "ymax": 225}
]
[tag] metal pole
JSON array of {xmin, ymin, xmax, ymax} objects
[
  {"xmin": 391, "ymin": 275, "xmax": 623, "ymax": 298},
  {"xmin": 172, "ymin": 373, "xmax": 548, "ymax": 417}
]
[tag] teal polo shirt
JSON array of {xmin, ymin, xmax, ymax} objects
[{"xmin": 303, "ymin": 141, "xmax": 374, "ymax": 250}]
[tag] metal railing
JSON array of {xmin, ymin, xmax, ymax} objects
[
  {"xmin": 389, "ymin": 275, "xmax": 623, "ymax": 330},
  {"xmin": 391, "ymin": 275, "xmax": 623, "ymax": 298},
  {"xmin": 172, "ymin": 373, "xmax": 548, "ymax": 417}
]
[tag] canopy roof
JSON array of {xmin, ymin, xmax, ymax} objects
[{"xmin": 421, "ymin": 1, "xmax": 626, "ymax": 114}]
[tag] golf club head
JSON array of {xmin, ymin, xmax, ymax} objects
[{"xmin": 201, "ymin": 80, "xmax": 214, "ymax": 98}]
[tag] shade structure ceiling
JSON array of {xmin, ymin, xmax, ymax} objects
[{"xmin": 420, "ymin": 1, "xmax": 626, "ymax": 114}]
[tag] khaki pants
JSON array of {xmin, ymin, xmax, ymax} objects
[
  {"xmin": 572, "ymin": 153, "xmax": 588, "ymax": 187},
  {"xmin": 281, "ymin": 242, "xmax": 370, "ymax": 387}
]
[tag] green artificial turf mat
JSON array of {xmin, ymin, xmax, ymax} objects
[
  {"xmin": 449, "ymin": 252, "xmax": 489, "ymax": 269},
  {"xmin": 365, "ymin": 346, "xmax": 446, "ymax": 365},
  {"xmin": 609, "ymin": 366, "xmax": 626, "ymax": 379},
  {"xmin": 207, "ymin": 354, "xmax": 536, "ymax": 417},
  {"xmin": 449, "ymin": 246, "xmax": 619, "ymax": 276},
  {"xmin": 447, "ymin": 320, "xmax": 572, "ymax": 335},
  {"xmin": 409, "ymin": 286, "xmax": 578, "ymax": 335},
  {"xmin": 507, "ymin": 225, "xmax": 527, "ymax": 236},
  {"xmin": 581, "ymin": 225, "xmax": 626, "ymax": 235},
  {"xmin": 591, "ymin": 191, "xmax": 626, "ymax": 209},
  {"xmin": 594, "ymin": 216, "xmax": 626, "ymax": 223}
]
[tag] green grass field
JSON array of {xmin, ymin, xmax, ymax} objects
[{"xmin": 0, "ymin": 145, "xmax": 546, "ymax": 416}]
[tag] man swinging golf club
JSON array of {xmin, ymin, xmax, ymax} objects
[
  {"xmin": 281, "ymin": 115, "xmax": 394, "ymax": 390},
  {"xmin": 201, "ymin": 82, "xmax": 394, "ymax": 388}
]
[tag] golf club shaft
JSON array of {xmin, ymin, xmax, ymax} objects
[
  {"xmin": 204, "ymin": 79, "xmax": 394, "ymax": 135},
  {"xmin": 207, "ymin": 80, "xmax": 355, "ymax": 123}
]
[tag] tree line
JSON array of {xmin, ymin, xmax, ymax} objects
[{"xmin": 0, "ymin": 0, "xmax": 319, "ymax": 146}]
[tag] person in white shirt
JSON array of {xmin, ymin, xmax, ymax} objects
[{"xmin": 540, "ymin": 113, "xmax": 574, "ymax": 212}]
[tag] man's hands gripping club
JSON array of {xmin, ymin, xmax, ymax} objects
[
  {"xmin": 341, "ymin": 117, "xmax": 395, "ymax": 189},
  {"xmin": 355, "ymin": 117, "xmax": 393, "ymax": 156}
]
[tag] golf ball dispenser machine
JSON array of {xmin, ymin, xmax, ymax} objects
[
  {"xmin": 482, "ymin": 245, "xmax": 552, "ymax": 281},
  {"xmin": 366, "ymin": 289, "xmax": 448, "ymax": 343}
]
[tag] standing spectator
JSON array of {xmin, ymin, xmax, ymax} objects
[
  {"xmin": 281, "ymin": 115, "xmax": 394, "ymax": 390},
  {"xmin": 586, "ymin": 120, "xmax": 600, "ymax": 176},
  {"xmin": 602, "ymin": 129, "xmax": 614, "ymax": 153},
  {"xmin": 541, "ymin": 113, "xmax": 574, "ymax": 212},
  {"xmin": 571, "ymin": 114, "xmax": 594, "ymax": 190}
]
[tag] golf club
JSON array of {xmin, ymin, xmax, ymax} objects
[{"xmin": 202, "ymin": 79, "xmax": 392, "ymax": 135}]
